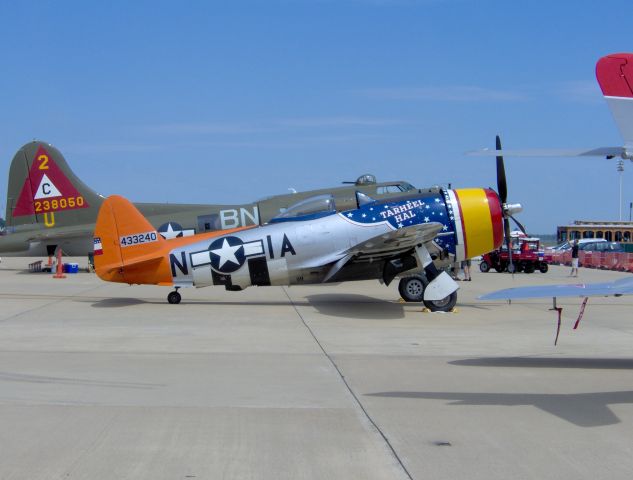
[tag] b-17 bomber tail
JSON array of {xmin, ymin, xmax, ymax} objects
[{"xmin": 6, "ymin": 141, "xmax": 104, "ymax": 230}]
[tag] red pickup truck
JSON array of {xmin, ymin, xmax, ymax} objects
[{"xmin": 479, "ymin": 237, "xmax": 551, "ymax": 274}]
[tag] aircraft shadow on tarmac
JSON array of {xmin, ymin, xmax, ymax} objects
[
  {"xmin": 88, "ymin": 298, "xmax": 314, "ymax": 308},
  {"xmin": 367, "ymin": 390, "xmax": 633, "ymax": 427},
  {"xmin": 305, "ymin": 294, "xmax": 405, "ymax": 319},
  {"xmin": 89, "ymin": 294, "xmax": 404, "ymax": 319},
  {"xmin": 450, "ymin": 357, "xmax": 633, "ymax": 369}
]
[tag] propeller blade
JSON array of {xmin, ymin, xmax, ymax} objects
[
  {"xmin": 510, "ymin": 214, "xmax": 528, "ymax": 236},
  {"xmin": 496, "ymin": 135, "xmax": 508, "ymax": 204}
]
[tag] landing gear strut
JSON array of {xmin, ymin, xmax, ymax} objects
[{"xmin": 167, "ymin": 287, "xmax": 182, "ymax": 304}]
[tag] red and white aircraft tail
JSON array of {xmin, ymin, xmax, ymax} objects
[
  {"xmin": 596, "ymin": 53, "xmax": 633, "ymax": 154},
  {"xmin": 468, "ymin": 53, "xmax": 633, "ymax": 161}
]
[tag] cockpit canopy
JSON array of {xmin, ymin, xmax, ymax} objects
[{"xmin": 270, "ymin": 194, "xmax": 336, "ymax": 223}]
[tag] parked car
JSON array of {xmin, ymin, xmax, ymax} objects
[
  {"xmin": 579, "ymin": 241, "xmax": 624, "ymax": 253},
  {"xmin": 547, "ymin": 238, "xmax": 607, "ymax": 252}
]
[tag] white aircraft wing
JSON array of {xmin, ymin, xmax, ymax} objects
[
  {"xmin": 466, "ymin": 147, "xmax": 626, "ymax": 158},
  {"xmin": 318, "ymin": 222, "xmax": 444, "ymax": 282},
  {"xmin": 346, "ymin": 222, "xmax": 444, "ymax": 258},
  {"xmin": 479, "ymin": 277, "xmax": 633, "ymax": 301},
  {"xmin": 29, "ymin": 228, "xmax": 95, "ymax": 241}
]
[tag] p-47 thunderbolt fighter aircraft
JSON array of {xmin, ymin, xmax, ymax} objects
[{"xmin": 94, "ymin": 182, "xmax": 512, "ymax": 311}]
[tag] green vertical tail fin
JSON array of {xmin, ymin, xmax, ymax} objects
[{"xmin": 5, "ymin": 141, "xmax": 104, "ymax": 229}]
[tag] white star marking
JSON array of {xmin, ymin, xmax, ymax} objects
[
  {"xmin": 347, "ymin": 213, "xmax": 353, "ymax": 217},
  {"xmin": 425, "ymin": 205, "xmax": 430, "ymax": 209},
  {"xmin": 434, "ymin": 198, "xmax": 440, "ymax": 203},
  {"xmin": 398, "ymin": 222, "xmax": 404, "ymax": 228},
  {"xmin": 211, "ymin": 239, "xmax": 241, "ymax": 269},
  {"xmin": 424, "ymin": 217, "xmax": 430, "ymax": 222},
  {"xmin": 161, "ymin": 223, "xmax": 182, "ymax": 239},
  {"xmin": 442, "ymin": 225, "xmax": 448, "ymax": 231},
  {"xmin": 362, "ymin": 213, "xmax": 367, "ymax": 218},
  {"xmin": 372, "ymin": 217, "xmax": 376, "ymax": 221}
]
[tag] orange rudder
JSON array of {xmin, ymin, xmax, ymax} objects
[{"xmin": 94, "ymin": 195, "xmax": 173, "ymax": 285}]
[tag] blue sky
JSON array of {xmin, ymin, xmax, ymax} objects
[{"xmin": 1, "ymin": 0, "xmax": 632, "ymax": 232}]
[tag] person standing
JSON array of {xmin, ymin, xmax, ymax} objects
[
  {"xmin": 570, "ymin": 240, "xmax": 580, "ymax": 277},
  {"xmin": 461, "ymin": 259, "xmax": 472, "ymax": 281}
]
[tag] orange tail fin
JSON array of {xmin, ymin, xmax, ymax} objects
[{"xmin": 94, "ymin": 195, "xmax": 172, "ymax": 285}]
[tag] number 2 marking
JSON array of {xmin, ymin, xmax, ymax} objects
[{"xmin": 38, "ymin": 154, "xmax": 49, "ymax": 170}]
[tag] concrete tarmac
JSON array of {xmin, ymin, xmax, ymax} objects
[{"xmin": 1, "ymin": 257, "xmax": 632, "ymax": 479}]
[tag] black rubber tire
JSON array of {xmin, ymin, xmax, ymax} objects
[
  {"xmin": 398, "ymin": 275, "xmax": 426, "ymax": 302},
  {"xmin": 524, "ymin": 263, "xmax": 535, "ymax": 274},
  {"xmin": 494, "ymin": 265, "xmax": 505, "ymax": 273},
  {"xmin": 507, "ymin": 263, "xmax": 516, "ymax": 274},
  {"xmin": 539, "ymin": 263, "xmax": 549, "ymax": 273},
  {"xmin": 479, "ymin": 261, "xmax": 490, "ymax": 273},
  {"xmin": 423, "ymin": 291, "xmax": 458, "ymax": 312},
  {"xmin": 167, "ymin": 291, "xmax": 182, "ymax": 304}
]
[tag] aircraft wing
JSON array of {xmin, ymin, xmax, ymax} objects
[
  {"xmin": 345, "ymin": 222, "xmax": 444, "ymax": 258},
  {"xmin": 26, "ymin": 228, "xmax": 94, "ymax": 241},
  {"xmin": 479, "ymin": 277, "xmax": 633, "ymax": 300},
  {"xmin": 466, "ymin": 147, "xmax": 627, "ymax": 158},
  {"xmin": 317, "ymin": 222, "xmax": 445, "ymax": 283}
]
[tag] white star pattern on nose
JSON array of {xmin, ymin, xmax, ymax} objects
[{"xmin": 211, "ymin": 238, "xmax": 242, "ymax": 269}]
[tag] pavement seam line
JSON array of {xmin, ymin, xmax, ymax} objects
[
  {"xmin": 282, "ymin": 286, "xmax": 414, "ymax": 480},
  {"xmin": 0, "ymin": 283, "xmax": 107, "ymax": 324}
]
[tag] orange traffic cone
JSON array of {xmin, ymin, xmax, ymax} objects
[{"xmin": 53, "ymin": 248, "xmax": 66, "ymax": 279}]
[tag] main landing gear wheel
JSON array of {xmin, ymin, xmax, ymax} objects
[
  {"xmin": 167, "ymin": 290, "xmax": 182, "ymax": 304},
  {"xmin": 479, "ymin": 260, "xmax": 490, "ymax": 273},
  {"xmin": 398, "ymin": 275, "xmax": 426, "ymax": 302},
  {"xmin": 423, "ymin": 291, "xmax": 458, "ymax": 312}
]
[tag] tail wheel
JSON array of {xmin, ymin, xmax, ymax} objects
[
  {"xmin": 479, "ymin": 260, "xmax": 490, "ymax": 273},
  {"xmin": 423, "ymin": 292, "xmax": 458, "ymax": 312},
  {"xmin": 539, "ymin": 263, "xmax": 549, "ymax": 273},
  {"xmin": 167, "ymin": 291, "xmax": 182, "ymax": 304},
  {"xmin": 398, "ymin": 275, "xmax": 426, "ymax": 302}
]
